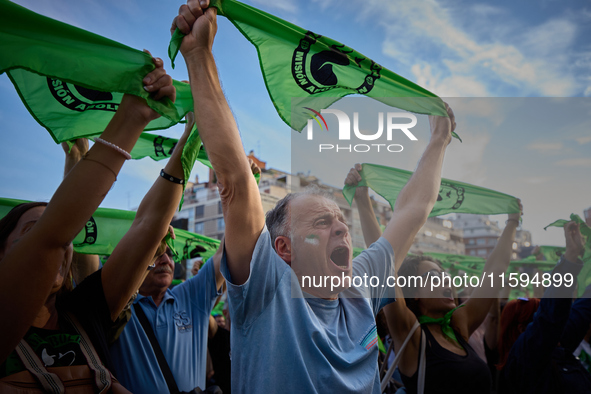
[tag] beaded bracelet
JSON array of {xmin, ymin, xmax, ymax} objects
[
  {"xmin": 505, "ymin": 219, "xmax": 520, "ymax": 226},
  {"xmin": 160, "ymin": 169, "xmax": 185, "ymax": 185},
  {"xmin": 95, "ymin": 138, "xmax": 132, "ymax": 160}
]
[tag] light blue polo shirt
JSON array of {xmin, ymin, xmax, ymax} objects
[
  {"xmin": 110, "ymin": 258, "xmax": 221, "ymax": 393},
  {"xmin": 221, "ymin": 227, "xmax": 396, "ymax": 394}
]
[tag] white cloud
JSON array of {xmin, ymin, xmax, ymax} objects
[
  {"xmin": 411, "ymin": 64, "xmax": 489, "ymax": 97},
  {"xmin": 368, "ymin": 0, "xmax": 582, "ymax": 97},
  {"xmin": 526, "ymin": 142, "xmax": 564, "ymax": 153},
  {"xmin": 470, "ymin": 4, "xmax": 505, "ymax": 17},
  {"xmin": 555, "ymin": 158, "xmax": 591, "ymax": 167},
  {"xmin": 521, "ymin": 19, "xmax": 576, "ymax": 58},
  {"xmin": 575, "ymin": 135, "xmax": 591, "ymax": 144},
  {"xmin": 310, "ymin": 0, "xmax": 337, "ymax": 12},
  {"xmin": 251, "ymin": 0, "xmax": 296, "ymax": 14},
  {"xmin": 524, "ymin": 176, "xmax": 554, "ymax": 184}
]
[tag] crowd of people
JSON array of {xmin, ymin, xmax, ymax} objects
[{"xmin": 1, "ymin": 0, "xmax": 590, "ymax": 393}]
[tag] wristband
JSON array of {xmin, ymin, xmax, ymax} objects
[{"xmin": 160, "ymin": 169, "xmax": 184, "ymax": 185}]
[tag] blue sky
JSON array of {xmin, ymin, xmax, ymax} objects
[{"xmin": 0, "ymin": 0, "xmax": 590, "ymax": 246}]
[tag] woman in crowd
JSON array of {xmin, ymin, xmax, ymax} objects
[
  {"xmin": 345, "ymin": 164, "xmax": 522, "ymax": 393},
  {"xmin": 0, "ymin": 56, "xmax": 193, "ymax": 391}
]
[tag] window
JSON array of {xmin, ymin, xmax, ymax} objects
[
  {"xmin": 477, "ymin": 239, "xmax": 486, "ymax": 245},
  {"xmin": 217, "ymin": 218, "xmax": 225, "ymax": 231},
  {"xmin": 195, "ymin": 222, "xmax": 204, "ymax": 233},
  {"xmin": 218, "ymin": 201, "xmax": 223, "ymax": 214},
  {"xmin": 468, "ymin": 239, "xmax": 476, "ymax": 245},
  {"xmin": 477, "ymin": 249, "xmax": 487, "ymax": 256},
  {"xmin": 195, "ymin": 205, "xmax": 204, "ymax": 219}
]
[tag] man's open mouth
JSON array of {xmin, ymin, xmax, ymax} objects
[{"xmin": 330, "ymin": 246, "xmax": 350, "ymax": 269}]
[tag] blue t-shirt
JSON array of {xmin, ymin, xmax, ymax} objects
[
  {"xmin": 110, "ymin": 258, "xmax": 221, "ymax": 393},
  {"xmin": 221, "ymin": 227, "xmax": 396, "ymax": 394}
]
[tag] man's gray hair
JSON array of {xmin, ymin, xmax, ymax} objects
[{"xmin": 265, "ymin": 185, "xmax": 334, "ymax": 251}]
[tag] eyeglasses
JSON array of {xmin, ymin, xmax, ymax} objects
[{"xmin": 147, "ymin": 248, "xmax": 174, "ymax": 271}]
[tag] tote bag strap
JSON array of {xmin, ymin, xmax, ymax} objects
[
  {"xmin": 14, "ymin": 340, "xmax": 65, "ymax": 394},
  {"xmin": 62, "ymin": 311, "xmax": 112, "ymax": 393}
]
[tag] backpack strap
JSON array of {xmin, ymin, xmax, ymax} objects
[
  {"xmin": 62, "ymin": 311, "xmax": 112, "ymax": 393},
  {"xmin": 380, "ymin": 321, "xmax": 426, "ymax": 394},
  {"xmin": 14, "ymin": 340, "xmax": 65, "ymax": 394},
  {"xmin": 417, "ymin": 328, "xmax": 426, "ymax": 394}
]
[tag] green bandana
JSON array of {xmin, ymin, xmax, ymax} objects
[
  {"xmin": 343, "ymin": 163, "xmax": 521, "ymax": 218},
  {"xmin": 418, "ymin": 305, "xmax": 464, "ymax": 344},
  {"xmin": 211, "ymin": 301, "xmax": 225, "ymax": 317},
  {"xmin": 168, "ymin": 0, "xmax": 462, "ymax": 141}
]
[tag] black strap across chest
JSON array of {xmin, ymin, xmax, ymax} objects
[{"xmin": 133, "ymin": 303, "xmax": 180, "ymax": 394}]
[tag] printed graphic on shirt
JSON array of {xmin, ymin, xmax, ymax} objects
[
  {"xmin": 3, "ymin": 331, "xmax": 83, "ymax": 377},
  {"xmin": 174, "ymin": 311, "xmax": 192, "ymax": 333},
  {"xmin": 359, "ymin": 324, "xmax": 378, "ymax": 350}
]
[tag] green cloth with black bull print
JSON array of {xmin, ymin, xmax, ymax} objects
[
  {"xmin": 343, "ymin": 163, "xmax": 520, "ymax": 217},
  {"xmin": 0, "ymin": 197, "xmax": 220, "ymax": 262},
  {"xmin": 168, "ymin": 0, "xmax": 460, "ymax": 140},
  {"xmin": 0, "ymin": 0, "xmax": 206, "ymax": 207}
]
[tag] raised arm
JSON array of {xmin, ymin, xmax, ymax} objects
[
  {"xmin": 61, "ymin": 138, "xmax": 100, "ymax": 284},
  {"xmin": 382, "ymin": 103, "xmax": 455, "ymax": 272},
  {"xmin": 102, "ymin": 109, "xmax": 190, "ymax": 321},
  {"xmin": 558, "ymin": 221, "xmax": 589, "ymax": 352},
  {"xmin": 454, "ymin": 203, "xmax": 522, "ymax": 337},
  {"xmin": 382, "ymin": 104, "xmax": 454, "ymax": 377},
  {"xmin": 502, "ymin": 222, "xmax": 583, "ymax": 387},
  {"xmin": 174, "ymin": 0, "xmax": 265, "ymax": 285},
  {"xmin": 0, "ymin": 58, "xmax": 170, "ymax": 362},
  {"xmin": 345, "ymin": 164, "xmax": 382, "ymax": 247},
  {"xmin": 484, "ymin": 297, "xmax": 501, "ymax": 351}
]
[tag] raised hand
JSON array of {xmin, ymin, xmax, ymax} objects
[
  {"xmin": 61, "ymin": 138, "xmax": 89, "ymax": 177},
  {"xmin": 428, "ymin": 102, "xmax": 455, "ymax": 145},
  {"xmin": 130, "ymin": 53, "xmax": 176, "ymax": 122},
  {"xmin": 171, "ymin": 0, "xmax": 217, "ymax": 56},
  {"xmin": 564, "ymin": 221, "xmax": 584, "ymax": 262},
  {"xmin": 344, "ymin": 163, "xmax": 368, "ymax": 199},
  {"xmin": 61, "ymin": 138, "xmax": 89, "ymax": 159},
  {"xmin": 507, "ymin": 199, "xmax": 523, "ymax": 223},
  {"xmin": 249, "ymin": 158, "xmax": 261, "ymax": 178}
]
